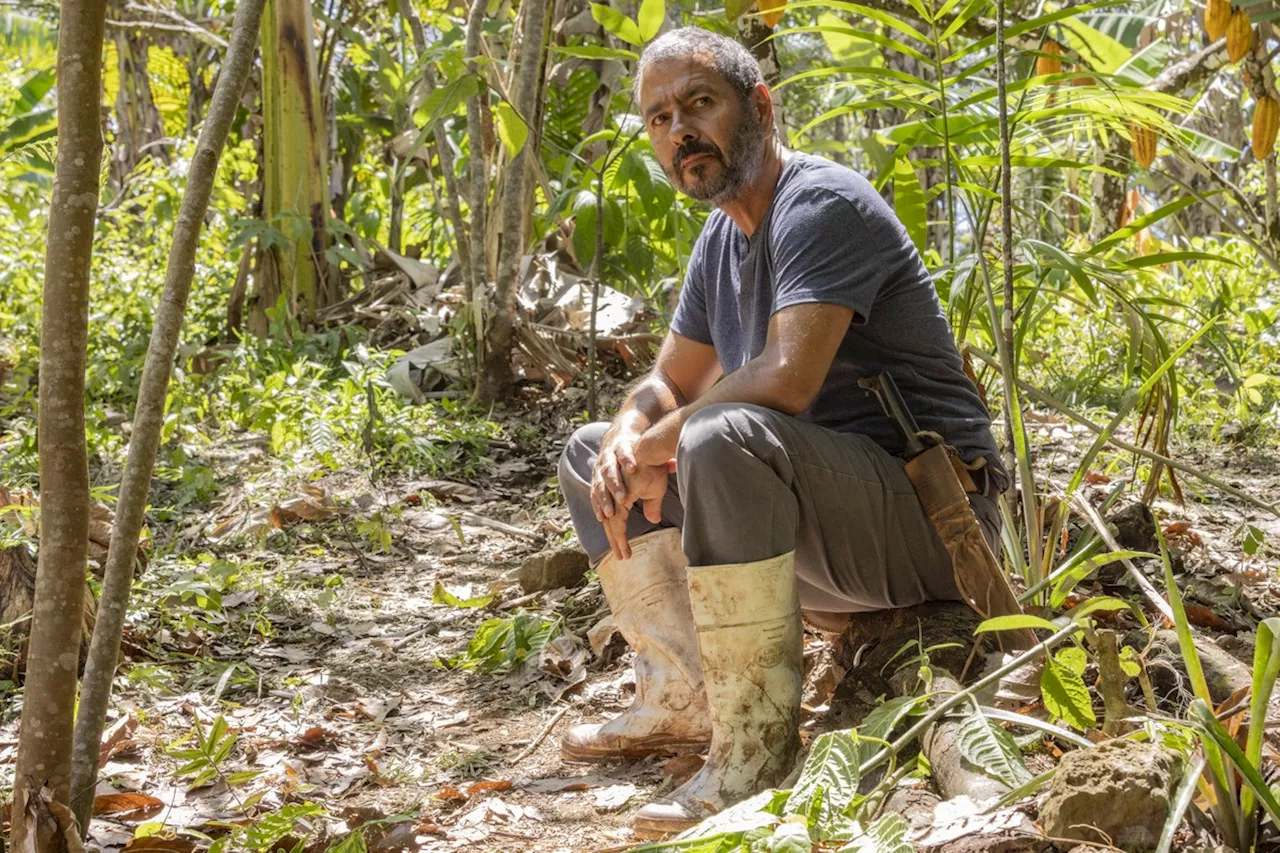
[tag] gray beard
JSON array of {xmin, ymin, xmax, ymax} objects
[{"xmin": 668, "ymin": 115, "xmax": 767, "ymax": 207}]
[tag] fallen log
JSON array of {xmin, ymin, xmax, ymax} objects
[
  {"xmin": 827, "ymin": 601, "xmax": 989, "ymax": 730},
  {"xmin": 890, "ymin": 668, "xmax": 1010, "ymax": 803}
]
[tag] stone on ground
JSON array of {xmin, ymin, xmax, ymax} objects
[
  {"xmin": 519, "ymin": 548, "xmax": 590, "ymax": 592},
  {"xmin": 1039, "ymin": 739, "xmax": 1180, "ymax": 851}
]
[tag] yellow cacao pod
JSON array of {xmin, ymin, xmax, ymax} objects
[
  {"xmin": 1205, "ymin": 0, "xmax": 1232, "ymax": 40},
  {"xmin": 759, "ymin": 0, "xmax": 786, "ymax": 27},
  {"xmin": 1037, "ymin": 41, "xmax": 1063, "ymax": 77},
  {"xmin": 1252, "ymin": 96, "xmax": 1279, "ymax": 160},
  {"xmin": 1130, "ymin": 123, "xmax": 1158, "ymax": 169},
  {"xmin": 1227, "ymin": 8, "xmax": 1253, "ymax": 62}
]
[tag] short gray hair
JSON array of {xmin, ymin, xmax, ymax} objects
[{"xmin": 634, "ymin": 27, "xmax": 764, "ymax": 106}]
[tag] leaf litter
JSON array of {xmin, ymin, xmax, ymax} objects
[{"xmin": 3, "ymin": 392, "xmax": 1278, "ymax": 851}]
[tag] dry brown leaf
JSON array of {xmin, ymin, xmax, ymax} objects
[
  {"xmin": 99, "ymin": 714, "xmax": 140, "ymax": 766},
  {"xmin": 1183, "ymin": 603, "xmax": 1226, "ymax": 631},
  {"xmin": 295, "ymin": 726, "xmax": 337, "ymax": 749},
  {"xmin": 93, "ymin": 792, "xmax": 166, "ymax": 821},
  {"xmin": 438, "ymin": 785, "xmax": 467, "ymax": 802},
  {"xmin": 274, "ymin": 495, "xmax": 342, "ymax": 523},
  {"xmin": 465, "ymin": 780, "xmax": 512, "ymax": 796}
]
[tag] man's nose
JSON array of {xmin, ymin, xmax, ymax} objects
[{"xmin": 668, "ymin": 110, "xmax": 697, "ymax": 146}]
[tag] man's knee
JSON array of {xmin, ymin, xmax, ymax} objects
[
  {"xmin": 676, "ymin": 404, "xmax": 781, "ymax": 477},
  {"xmin": 559, "ymin": 422, "xmax": 610, "ymax": 492}
]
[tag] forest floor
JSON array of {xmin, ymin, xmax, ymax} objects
[{"xmin": 6, "ymin": 388, "xmax": 1280, "ymax": 853}]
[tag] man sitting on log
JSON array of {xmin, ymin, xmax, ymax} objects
[{"xmin": 556, "ymin": 26, "xmax": 1006, "ymax": 837}]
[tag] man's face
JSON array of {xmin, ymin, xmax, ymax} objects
[{"xmin": 640, "ymin": 55, "xmax": 767, "ymax": 206}]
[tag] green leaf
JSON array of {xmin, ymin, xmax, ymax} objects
[
  {"xmin": 1191, "ymin": 698, "xmax": 1280, "ymax": 826},
  {"xmin": 787, "ymin": 731, "xmax": 859, "ymax": 820},
  {"xmin": 551, "ymin": 44, "xmax": 640, "ymax": 61},
  {"xmin": 956, "ymin": 712, "xmax": 1033, "ymax": 788},
  {"xmin": 892, "ymin": 158, "xmax": 927, "ymax": 253},
  {"xmin": 637, "ymin": 0, "xmax": 665, "ymax": 42},
  {"xmin": 1240, "ymin": 617, "xmax": 1280, "ymax": 824},
  {"xmin": 836, "ymin": 813, "xmax": 912, "ymax": 852},
  {"xmin": 1058, "ymin": 16, "xmax": 1130, "ymax": 73},
  {"xmin": 975, "ymin": 614, "xmax": 1059, "ymax": 634},
  {"xmin": 1242, "ymin": 524, "xmax": 1266, "ymax": 556},
  {"xmin": 495, "ymin": 101, "xmax": 529, "ymax": 157},
  {"xmin": 855, "ymin": 695, "xmax": 924, "ymax": 765},
  {"xmin": 590, "ymin": 3, "xmax": 643, "ymax": 46},
  {"xmin": 1119, "ymin": 645, "xmax": 1141, "ymax": 677},
  {"xmin": 762, "ymin": 822, "xmax": 810, "ymax": 852},
  {"xmin": 1055, "ymin": 646, "xmax": 1088, "ymax": 676},
  {"xmin": 1089, "ymin": 194, "xmax": 1204, "ymax": 254},
  {"xmin": 1040, "ymin": 656, "xmax": 1096, "ymax": 731},
  {"xmin": 432, "ymin": 581, "xmax": 494, "ymax": 609},
  {"xmin": 1048, "ymin": 550, "xmax": 1156, "ymax": 608}
]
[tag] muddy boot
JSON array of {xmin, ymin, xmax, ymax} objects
[
  {"xmin": 632, "ymin": 551, "xmax": 803, "ymax": 838},
  {"xmin": 561, "ymin": 528, "xmax": 711, "ymax": 761}
]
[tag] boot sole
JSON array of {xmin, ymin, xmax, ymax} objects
[
  {"xmin": 559, "ymin": 737, "xmax": 710, "ymax": 763},
  {"xmin": 632, "ymin": 814, "xmax": 699, "ymax": 839}
]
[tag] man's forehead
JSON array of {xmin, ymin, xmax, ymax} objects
[{"xmin": 640, "ymin": 55, "xmax": 729, "ymax": 108}]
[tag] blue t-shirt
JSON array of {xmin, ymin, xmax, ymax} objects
[{"xmin": 671, "ymin": 151, "xmax": 1007, "ymax": 490}]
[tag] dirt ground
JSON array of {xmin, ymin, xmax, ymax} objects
[{"xmin": 9, "ymin": 394, "xmax": 1280, "ymax": 853}]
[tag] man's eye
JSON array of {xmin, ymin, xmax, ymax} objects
[
  {"xmin": 652, "ymin": 114, "xmax": 668, "ymax": 127},
  {"xmin": 695, "ymin": 96, "xmax": 711, "ymax": 106}
]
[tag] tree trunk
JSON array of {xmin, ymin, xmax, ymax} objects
[
  {"xmin": 110, "ymin": 1, "xmax": 167, "ymax": 184},
  {"xmin": 478, "ymin": 0, "xmax": 548, "ymax": 403},
  {"xmin": 399, "ymin": 0, "xmax": 473, "ymax": 291},
  {"xmin": 737, "ymin": 11, "xmax": 786, "ymax": 139},
  {"xmin": 9, "ymin": 2, "xmax": 107, "ymax": 850},
  {"xmin": 67, "ymin": 0, "xmax": 267, "ymax": 836},
  {"xmin": 464, "ymin": 0, "xmax": 490, "ymax": 372},
  {"xmin": 253, "ymin": 0, "xmax": 332, "ymax": 329},
  {"xmin": 1088, "ymin": 131, "xmax": 1130, "ymax": 243}
]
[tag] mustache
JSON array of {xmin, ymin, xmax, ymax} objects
[{"xmin": 675, "ymin": 141, "xmax": 722, "ymax": 170}]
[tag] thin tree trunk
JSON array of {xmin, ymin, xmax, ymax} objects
[
  {"xmin": 479, "ymin": 0, "xmax": 548, "ymax": 403},
  {"xmin": 68, "ymin": 0, "xmax": 267, "ymax": 835},
  {"xmin": 398, "ymin": 0, "xmax": 474, "ymax": 289},
  {"xmin": 9, "ymin": 1, "xmax": 107, "ymax": 849},
  {"xmin": 464, "ymin": 0, "xmax": 489, "ymax": 373},
  {"xmin": 1089, "ymin": 131, "xmax": 1130, "ymax": 242}
]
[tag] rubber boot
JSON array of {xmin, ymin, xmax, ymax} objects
[
  {"xmin": 632, "ymin": 551, "xmax": 804, "ymax": 838},
  {"xmin": 560, "ymin": 528, "xmax": 712, "ymax": 761}
]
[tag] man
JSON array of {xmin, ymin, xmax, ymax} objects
[{"xmin": 556, "ymin": 27, "xmax": 1006, "ymax": 837}]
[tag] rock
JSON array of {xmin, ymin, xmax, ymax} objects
[
  {"xmin": 518, "ymin": 549, "xmax": 590, "ymax": 592},
  {"xmin": 1039, "ymin": 739, "xmax": 1180, "ymax": 851}
]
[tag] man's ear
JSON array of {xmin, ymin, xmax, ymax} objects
[{"xmin": 753, "ymin": 82, "xmax": 775, "ymax": 135}]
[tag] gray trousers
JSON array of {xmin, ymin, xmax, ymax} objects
[{"xmin": 558, "ymin": 403, "xmax": 1002, "ymax": 614}]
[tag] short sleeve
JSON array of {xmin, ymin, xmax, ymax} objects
[
  {"xmin": 670, "ymin": 236, "xmax": 713, "ymax": 345},
  {"xmin": 770, "ymin": 189, "xmax": 893, "ymax": 324}
]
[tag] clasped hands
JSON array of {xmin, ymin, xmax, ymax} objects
[{"xmin": 589, "ymin": 427, "xmax": 677, "ymax": 561}]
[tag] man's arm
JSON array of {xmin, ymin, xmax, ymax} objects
[
  {"xmin": 591, "ymin": 331, "xmax": 720, "ymax": 521},
  {"xmin": 633, "ymin": 302, "xmax": 853, "ymax": 465}
]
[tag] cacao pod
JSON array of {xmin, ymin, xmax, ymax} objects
[
  {"xmin": 1252, "ymin": 96, "xmax": 1280, "ymax": 160},
  {"xmin": 759, "ymin": 0, "xmax": 786, "ymax": 27},
  {"xmin": 1227, "ymin": 8, "xmax": 1253, "ymax": 63},
  {"xmin": 1204, "ymin": 0, "xmax": 1231, "ymax": 40},
  {"xmin": 1130, "ymin": 123, "xmax": 1157, "ymax": 169},
  {"xmin": 1037, "ymin": 41, "xmax": 1063, "ymax": 77},
  {"xmin": 1118, "ymin": 188, "xmax": 1140, "ymax": 229}
]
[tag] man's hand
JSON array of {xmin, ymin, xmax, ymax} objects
[
  {"xmin": 593, "ymin": 432, "xmax": 672, "ymax": 560},
  {"xmin": 590, "ymin": 429, "xmax": 642, "ymax": 522}
]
